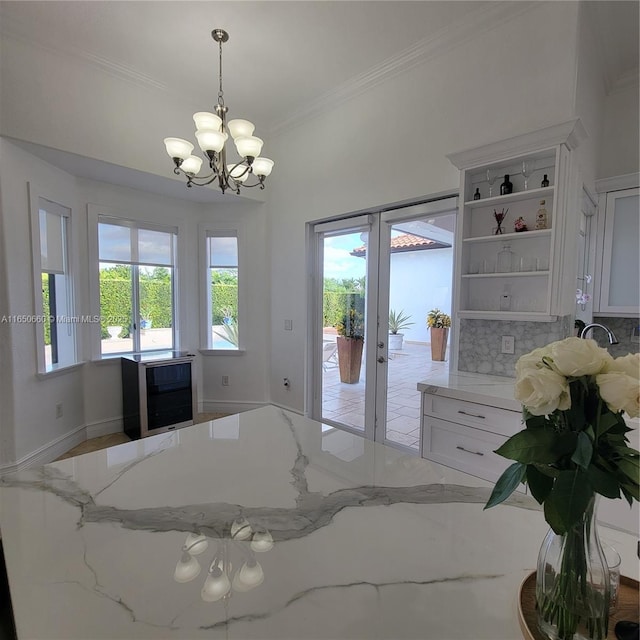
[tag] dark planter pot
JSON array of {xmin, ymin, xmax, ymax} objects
[{"xmin": 336, "ymin": 336, "xmax": 364, "ymax": 384}]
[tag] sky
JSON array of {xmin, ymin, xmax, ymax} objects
[{"xmin": 323, "ymin": 233, "xmax": 367, "ymax": 280}]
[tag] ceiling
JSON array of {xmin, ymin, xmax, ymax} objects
[{"xmin": 1, "ymin": 1, "xmax": 637, "ymax": 202}]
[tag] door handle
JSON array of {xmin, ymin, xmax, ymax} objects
[
  {"xmin": 457, "ymin": 410, "xmax": 486, "ymax": 419},
  {"xmin": 377, "ymin": 356, "xmax": 386, "ymax": 363},
  {"xmin": 456, "ymin": 445, "xmax": 484, "ymax": 456}
]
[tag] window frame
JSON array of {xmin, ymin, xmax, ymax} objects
[
  {"xmin": 88, "ymin": 205, "xmax": 179, "ymax": 359},
  {"xmin": 28, "ymin": 183, "xmax": 80, "ymax": 375},
  {"xmin": 199, "ymin": 221, "xmax": 246, "ymax": 355}
]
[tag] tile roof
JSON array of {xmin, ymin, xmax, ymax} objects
[{"xmin": 350, "ymin": 233, "xmax": 450, "ymax": 256}]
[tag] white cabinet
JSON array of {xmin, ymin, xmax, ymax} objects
[
  {"xmin": 421, "ymin": 393, "xmax": 522, "ymax": 483},
  {"xmin": 448, "ymin": 120, "xmax": 585, "ymax": 322},
  {"xmin": 595, "ymin": 187, "xmax": 640, "ymax": 315}
]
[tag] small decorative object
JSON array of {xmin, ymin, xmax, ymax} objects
[
  {"xmin": 500, "ymin": 286, "xmax": 511, "ymax": 311},
  {"xmin": 521, "ymin": 160, "xmax": 533, "ymax": 190},
  {"xmin": 487, "ymin": 169, "xmax": 498, "ymax": 197},
  {"xmin": 335, "ymin": 308, "xmax": 364, "ymax": 384},
  {"xmin": 426, "ymin": 309, "xmax": 451, "ymax": 361},
  {"xmin": 388, "ymin": 309, "xmax": 414, "ymax": 350},
  {"xmin": 494, "ymin": 208, "xmax": 508, "ymax": 234},
  {"xmin": 514, "ymin": 216, "xmax": 528, "ymax": 232},
  {"xmin": 535, "ymin": 200, "xmax": 548, "ymax": 230},
  {"xmin": 500, "ymin": 174, "xmax": 513, "ymax": 195},
  {"xmin": 497, "ymin": 242, "xmax": 514, "ymax": 273},
  {"xmin": 473, "ymin": 187, "xmax": 481, "ymax": 200},
  {"xmin": 541, "ymin": 174, "xmax": 550, "ymax": 188},
  {"xmin": 485, "ymin": 338, "xmax": 640, "ymax": 640}
]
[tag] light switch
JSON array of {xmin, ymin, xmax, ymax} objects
[{"xmin": 284, "ymin": 319, "xmax": 293, "ymax": 331}]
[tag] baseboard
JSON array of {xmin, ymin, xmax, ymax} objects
[
  {"xmin": 269, "ymin": 402, "xmax": 304, "ymax": 416},
  {"xmin": 200, "ymin": 400, "xmax": 267, "ymax": 415},
  {"xmin": 0, "ymin": 423, "xmax": 86, "ymax": 475},
  {"xmin": 85, "ymin": 417, "xmax": 123, "ymax": 439}
]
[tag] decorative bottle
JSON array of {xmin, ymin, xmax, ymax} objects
[
  {"xmin": 541, "ymin": 174, "xmax": 550, "ymax": 188},
  {"xmin": 473, "ymin": 187, "xmax": 481, "ymax": 200},
  {"xmin": 500, "ymin": 285, "xmax": 512, "ymax": 311},
  {"xmin": 535, "ymin": 200, "xmax": 548, "ymax": 230},
  {"xmin": 497, "ymin": 243, "xmax": 514, "ymax": 273},
  {"xmin": 500, "ymin": 174, "xmax": 513, "ymax": 195}
]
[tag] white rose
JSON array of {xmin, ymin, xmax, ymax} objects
[
  {"xmin": 603, "ymin": 353, "xmax": 640, "ymax": 379},
  {"xmin": 515, "ymin": 346, "xmax": 550, "ymax": 375},
  {"xmin": 596, "ymin": 372, "xmax": 640, "ymax": 418},
  {"xmin": 547, "ymin": 337, "xmax": 612, "ymax": 377},
  {"xmin": 515, "ymin": 367, "xmax": 571, "ymax": 416}
]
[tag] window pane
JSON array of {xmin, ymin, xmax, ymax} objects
[
  {"xmin": 99, "ymin": 223, "xmax": 132, "ymax": 262},
  {"xmin": 99, "ymin": 262, "xmax": 133, "ymax": 354},
  {"xmin": 39, "ymin": 210, "xmax": 65, "ymax": 274},
  {"xmin": 139, "ymin": 266, "xmax": 173, "ymax": 351},
  {"xmin": 211, "ymin": 267, "xmax": 238, "ymax": 349},
  {"xmin": 138, "ymin": 229, "xmax": 173, "ymax": 266},
  {"xmin": 208, "ymin": 236, "xmax": 238, "ymax": 267}
]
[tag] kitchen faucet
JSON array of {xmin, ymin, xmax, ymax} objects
[{"xmin": 578, "ymin": 323, "xmax": 619, "ymax": 345}]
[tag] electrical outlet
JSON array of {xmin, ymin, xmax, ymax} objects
[
  {"xmin": 222, "ymin": 375, "xmax": 230, "ymax": 386},
  {"xmin": 55, "ymin": 402, "xmax": 63, "ymax": 419},
  {"xmin": 501, "ymin": 336, "xmax": 515, "ymax": 354},
  {"xmin": 283, "ymin": 377, "xmax": 290, "ymax": 388},
  {"xmin": 284, "ymin": 319, "xmax": 293, "ymax": 331},
  {"xmin": 631, "ymin": 326, "xmax": 640, "ymax": 344}
]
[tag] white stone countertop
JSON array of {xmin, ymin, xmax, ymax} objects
[
  {"xmin": 1, "ymin": 406, "xmax": 638, "ymax": 639},
  {"xmin": 417, "ymin": 370, "xmax": 521, "ymax": 411}
]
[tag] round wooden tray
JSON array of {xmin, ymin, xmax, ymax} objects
[{"xmin": 518, "ymin": 571, "xmax": 640, "ymax": 640}]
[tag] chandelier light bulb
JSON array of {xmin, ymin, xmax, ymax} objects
[
  {"xmin": 250, "ymin": 530, "xmax": 274, "ymax": 552},
  {"xmin": 180, "ymin": 155, "xmax": 203, "ymax": 176},
  {"xmin": 234, "ymin": 136, "xmax": 263, "ymax": 159},
  {"xmin": 251, "ymin": 158, "xmax": 274, "ymax": 178},
  {"xmin": 227, "ymin": 119, "xmax": 255, "ymax": 140},
  {"xmin": 201, "ymin": 564, "xmax": 231, "ymax": 602},
  {"xmin": 193, "ymin": 111, "xmax": 222, "ymax": 131},
  {"xmin": 227, "ymin": 164, "xmax": 250, "ymax": 183},
  {"xmin": 230, "ymin": 517, "xmax": 253, "ymax": 539},
  {"xmin": 184, "ymin": 532, "xmax": 209, "ymax": 555},
  {"xmin": 195, "ymin": 130, "xmax": 228, "ymax": 153},
  {"xmin": 232, "ymin": 561, "xmax": 264, "ymax": 592},
  {"xmin": 164, "ymin": 138, "xmax": 194, "ymax": 161},
  {"xmin": 174, "ymin": 552, "xmax": 201, "ymax": 583}
]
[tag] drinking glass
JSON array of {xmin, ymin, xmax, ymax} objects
[
  {"xmin": 521, "ymin": 160, "xmax": 534, "ymax": 190},
  {"xmin": 601, "ymin": 542, "xmax": 621, "ymax": 611},
  {"xmin": 486, "ymin": 169, "xmax": 497, "ymax": 197}
]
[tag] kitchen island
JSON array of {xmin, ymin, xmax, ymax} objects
[{"xmin": 1, "ymin": 405, "xmax": 638, "ymax": 639}]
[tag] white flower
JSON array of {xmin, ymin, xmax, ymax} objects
[
  {"xmin": 515, "ymin": 346, "xmax": 550, "ymax": 375},
  {"xmin": 515, "ymin": 367, "xmax": 571, "ymax": 416},
  {"xmin": 596, "ymin": 371, "xmax": 640, "ymax": 418},
  {"xmin": 547, "ymin": 337, "xmax": 612, "ymax": 377},
  {"xmin": 603, "ymin": 353, "xmax": 640, "ymax": 379}
]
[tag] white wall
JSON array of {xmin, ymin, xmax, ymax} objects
[{"xmin": 267, "ymin": 2, "xmax": 580, "ymax": 412}]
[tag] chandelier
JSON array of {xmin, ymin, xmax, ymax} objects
[
  {"xmin": 173, "ymin": 518, "xmax": 274, "ymax": 602},
  {"xmin": 164, "ymin": 29, "xmax": 274, "ymax": 194}
]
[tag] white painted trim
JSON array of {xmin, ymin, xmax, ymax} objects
[
  {"xmin": 200, "ymin": 400, "xmax": 266, "ymax": 415},
  {"xmin": 447, "ymin": 119, "xmax": 587, "ymax": 170},
  {"xmin": 595, "ymin": 173, "xmax": 640, "ymax": 194},
  {"xmin": 0, "ymin": 423, "xmax": 86, "ymax": 475},
  {"xmin": 270, "ymin": 402, "xmax": 304, "ymax": 416},
  {"xmin": 85, "ymin": 416, "xmax": 123, "ymax": 439}
]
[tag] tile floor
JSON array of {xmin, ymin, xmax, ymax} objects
[{"xmin": 322, "ymin": 341, "xmax": 449, "ymax": 450}]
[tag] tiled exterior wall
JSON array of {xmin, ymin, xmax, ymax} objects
[
  {"xmin": 457, "ymin": 315, "xmax": 573, "ymax": 377},
  {"xmin": 590, "ymin": 316, "xmax": 640, "ymax": 358}
]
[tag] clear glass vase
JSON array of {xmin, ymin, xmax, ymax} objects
[{"xmin": 536, "ymin": 497, "xmax": 610, "ymax": 640}]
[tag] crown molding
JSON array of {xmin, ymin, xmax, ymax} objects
[
  {"xmin": 447, "ymin": 119, "xmax": 587, "ymax": 170},
  {"xmin": 269, "ymin": 1, "xmax": 539, "ymax": 136},
  {"xmin": 595, "ymin": 173, "xmax": 639, "ymax": 194}
]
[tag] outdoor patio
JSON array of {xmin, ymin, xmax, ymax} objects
[{"xmin": 322, "ymin": 339, "xmax": 450, "ymax": 451}]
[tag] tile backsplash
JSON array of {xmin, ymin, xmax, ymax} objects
[
  {"xmin": 457, "ymin": 315, "xmax": 573, "ymax": 378},
  {"xmin": 589, "ymin": 316, "xmax": 640, "ymax": 358}
]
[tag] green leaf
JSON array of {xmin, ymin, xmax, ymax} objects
[
  {"xmin": 526, "ymin": 465, "xmax": 554, "ymax": 504},
  {"xmin": 524, "ymin": 414, "xmax": 547, "ymax": 429},
  {"xmin": 621, "ymin": 486, "xmax": 634, "ymax": 507},
  {"xmin": 596, "ymin": 411, "xmax": 620, "ymax": 438},
  {"xmin": 571, "ymin": 431, "xmax": 593, "ymax": 469},
  {"xmin": 495, "ymin": 430, "xmax": 576, "ymax": 464},
  {"xmin": 543, "ymin": 469, "xmax": 593, "ymax": 534},
  {"xmin": 586, "ymin": 465, "xmax": 620, "ymax": 499},
  {"xmin": 484, "ymin": 462, "xmax": 526, "ymax": 510}
]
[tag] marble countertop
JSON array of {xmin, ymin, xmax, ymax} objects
[
  {"xmin": 417, "ymin": 371, "xmax": 520, "ymax": 411},
  {"xmin": 1, "ymin": 406, "xmax": 638, "ymax": 639}
]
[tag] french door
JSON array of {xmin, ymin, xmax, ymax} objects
[{"xmin": 309, "ymin": 197, "xmax": 457, "ymax": 452}]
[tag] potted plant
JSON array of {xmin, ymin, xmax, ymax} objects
[
  {"xmin": 140, "ymin": 308, "xmax": 152, "ymax": 330},
  {"xmin": 426, "ymin": 308, "xmax": 451, "ymax": 361},
  {"xmin": 388, "ymin": 309, "xmax": 414, "ymax": 350},
  {"xmin": 335, "ymin": 308, "xmax": 364, "ymax": 384}
]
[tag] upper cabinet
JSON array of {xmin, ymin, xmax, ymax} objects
[
  {"xmin": 594, "ymin": 183, "xmax": 640, "ymax": 316},
  {"xmin": 448, "ymin": 120, "xmax": 586, "ymax": 322}
]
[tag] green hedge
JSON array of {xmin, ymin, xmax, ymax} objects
[
  {"xmin": 211, "ymin": 284, "xmax": 238, "ymax": 324},
  {"xmin": 323, "ymin": 291, "xmax": 365, "ymax": 328}
]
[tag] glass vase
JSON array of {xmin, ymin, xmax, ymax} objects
[{"xmin": 536, "ymin": 497, "xmax": 610, "ymax": 640}]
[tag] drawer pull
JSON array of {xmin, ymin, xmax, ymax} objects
[
  {"xmin": 456, "ymin": 445, "xmax": 485, "ymax": 456},
  {"xmin": 457, "ymin": 410, "xmax": 486, "ymax": 419}
]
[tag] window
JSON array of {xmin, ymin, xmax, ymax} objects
[
  {"xmin": 29, "ymin": 193, "xmax": 77, "ymax": 373},
  {"xmin": 206, "ymin": 231, "xmax": 239, "ymax": 350},
  {"xmin": 97, "ymin": 217, "xmax": 177, "ymax": 356}
]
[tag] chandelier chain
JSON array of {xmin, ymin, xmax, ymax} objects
[{"xmin": 217, "ymin": 37, "xmax": 224, "ymax": 106}]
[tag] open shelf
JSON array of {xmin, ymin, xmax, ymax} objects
[
  {"xmin": 462, "ymin": 271, "xmax": 549, "ymax": 278},
  {"xmin": 464, "ymin": 186, "xmax": 554, "ymax": 208},
  {"xmin": 458, "ymin": 310, "xmax": 559, "ymax": 322},
  {"xmin": 463, "ymin": 229, "xmax": 552, "ymax": 244}
]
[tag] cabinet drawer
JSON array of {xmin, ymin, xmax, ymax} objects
[
  {"xmin": 422, "ymin": 415, "xmax": 513, "ymax": 483},
  {"xmin": 423, "ymin": 394, "xmax": 521, "ymax": 438}
]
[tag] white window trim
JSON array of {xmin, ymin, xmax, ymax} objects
[
  {"xmin": 87, "ymin": 204, "xmax": 180, "ymax": 359},
  {"xmin": 28, "ymin": 182, "xmax": 80, "ymax": 375},
  {"xmin": 198, "ymin": 220, "xmax": 246, "ymax": 355}
]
